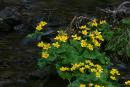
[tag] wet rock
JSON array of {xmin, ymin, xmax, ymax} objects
[
  {"xmin": 0, "ymin": 80, "xmax": 11, "ymax": 87},
  {"xmin": 0, "ymin": 7, "xmax": 22, "ymax": 32},
  {"xmin": 13, "ymin": 24, "xmax": 27, "ymax": 33},
  {"xmin": 0, "ymin": 7, "xmax": 20, "ymax": 20},
  {"xmin": 29, "ymin": 66, "xmax": 55, "ymax": 80}
]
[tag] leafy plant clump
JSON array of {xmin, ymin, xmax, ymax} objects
[{"xmin": 29, "ymin": 18, "xmax": 130, "ymax": 87}]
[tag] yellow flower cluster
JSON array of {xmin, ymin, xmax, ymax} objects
[
  {"xmin": 37, "ymin": 41, "xmax": 51, "ymax": 50},
  {"xmin": 80, "ymin": 25, "xmax": 90, "ymax": 36},
  {"xmin": 80, "ymin": 83, "xmax": 104, "ymax": 87},
  {"xmin": 89, "ymin": 30, "xmax": 104, "ymax": 47},
  {"xmin": 110, "ymin": 68, "xmax": 120, "ymax": 80},
  {"xmin": 125, "ymin": 80, "xmax": 130, "ymax": 86},
  {"xmin": 60, "ymin": 66, "xmax": 69, "ymax": 72},
  {"xmin": 54, "ymin": 31, "xmax": 68, "ymax": 42},
  {"xmin": 59, "ymin": 60, "xmax": 103, "ymax": 78},
  {"xmin": 88, "ymin": 19, "xmax": 106, "ymax": 27},
  {"xmin": 81, "ymin": 40, "xmax": 94, "ymax": 50},
  {"xmin": 36, "ymin": 21, "xmax": 47, "ymax": 31},
  {"xmin": 37, "ymin": 41, "xmax": 51, "ymax": 59}
]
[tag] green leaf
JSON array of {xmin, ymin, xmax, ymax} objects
[
  {"xmin": 58, "ymin": 71, "xmax": 73, "ymax": 80},
  {"xmin": 121, "ymin": 18, "xmax": 130, "ymax": 25},
  {"xmin": 22, "ymin": 32, "xmax": 44, "ymax": 44},
  {"xmin": 37, "ymin": 58, "xmax": 47, "ymax": 69},
  {"xmin": 126, "ymin": 45, "xmax": 130, "ymax": 58}
]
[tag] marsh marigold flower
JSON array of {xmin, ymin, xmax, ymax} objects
[
  {"xmin": 79, "ymin": 67, "xmax": 85, "ymax": 73},
  {"xmin": 94, "ymin": 84, "xmax": 100, "ymax": 87},
  {"xmin": 80, "ymin": 25, "xmax": 87, "ymax": 29},
  {"xmin": 81, "ymin": 40, "xmax": 87, "ymax": 47},
  {"xmin": 88, "ymin": 83, "xmax": 93, "ymax": 87},
  {"xmin": 110, "ymin": 76, "xmax": 116, "ymax": 80},
  {"xmin": 43, "ymin": 43, "xmax": 51, "ymax": 50},
  {"xmin": 93, "ymin": 40, "xmax": 101, "ymax": 47},
  {"xmin": 72, "ymin": 34, "xmax": 81, "ymax": 40},
  {"xmin": 110, "ymin": 68, "xmax": 120, "ymax": 76},
  {"xmin": 36, "ymin": 21, "xmax": 47, "ymax": 31},
  {"xmin": 54, "ymin": 32, "xmax": 68, "ymax": 42},
  {"xmin": 37, "ymin": 41, "xmax": 44, "ymax": 47},
  {"xmin": 87, "ymin": 44, "xmax": 93, "ymax": 51},
  {"xmin": 53, "ymin": 42, "xmax": 60, "ymax": 48},
  {"xmin": 79, "ymin": 84, "xmax": 86, "ymax": 87},
  {"xmin": 91, "ymin": 18, "xmax": 98, "ymax": 27},
  {"xmin": 125, "ymin": 80, "xmax": 130, "ymax": 85},
  {"xmin": 42, "ymin": 52, "xmax": 49, "ymax": 58},
  {"xmin": 60, "ymin": 67, "xmax": 69, "ymax": 72},
  {"xmin": 82, "ymin": 30, "xmax": 88, "ymax": 35}
]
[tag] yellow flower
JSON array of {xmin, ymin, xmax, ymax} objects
[
  {"xmin": 85, "ymin": 60, "xmax": 92, "ymax": 64},
  {"xmin": 70, "ymin": 67, "xmax": 76, "ymax": 71},
  {"xmin": 42, "ymin": 52, "xmax": 49, "ymax": 58},
  {"xmin": 36, "ymin": 21, "xmax": 47, "ymax": 31},
  {"xmin": 79, "ymin": 84, "xmax": 86, "ymax": 87},
  {"xmin": 95, "ymin": 64, "xmax": 103, "ymax": 72},
  {"xmin": 82, "ymin": 30, "xmax": 88, "ymax": 35},
  {"xmin": 53, "ymin": 42, "xmax": 60, "ymax": 48},
  {"xmin": 60, "ymin": 67, "xmax": 69, "ymax": 72},
  {"xmin": 125, "ymin": 80, "xmax": 130, "ymax": 85},
  {"xmin": 88, "ymin": 83, "xmax": 93, "ymax": 87},
  {"xmin": 80, "ymin": 25, "xmax": 87, "ymax": 29},
  {"xmin": 110, "ymin": 69, "xmax": 120, "ymax": 76},
  {"xmin": 89, "ymin": 62, "xmax": 94, "ymax": 66},
  {"xmin": 96, "ymin": 35, "xmax": 104, "ymax": 41},
  {"xmin": 72, "ymin": 34, "xmax": 81, "ymax": 40},
  {"xmin": 36, "ymin": 25, "xmax": 43, "ymax": 31},
  {"xmin": 54, "ymin": 35, "xmax": 68, "ymax": 42},
  {"xmin": 91, "ymin": 68, "xmax": 97, "ymax": 72},
  {"xmin": 91, "ymin": 19, "xmax": 98, "ymax": 27},
  {"xmin": 89, "ymin": 33, "xmax": 95, "ymax": 40},
  {"xmin": 91, "ymin": 22, "xmax": 98, "ymax": 27},
  {"xmin": 96, "ymin": 72, "xmax": 101, "ymax": 78},
  {"xmin": 110, "ymin": 76, "xmax": 116, "ymax": 80},
  {"xmin": 87, "ymin": 44, "xmax": 93, "ymax": 50},
  {"xmin": 39, "ymin": 21, "xmax": 47, "ymax": 26},
  {"xmin": 92, "ymin": 18, "xmax": 97, "ymax": 23},
  {"xmin": 61, "ymin": 35, "xmax": 68, "ymax": 42},
  {"xmin": 79, "ymin": 62, "xmax": 85, "ymax": 66},
  {"xmin": 85, "ymin": 65, "xmax": 90, "ymax": 69},
  {"xmin": 81, "ymin": 40, "xmax": 87, "ymax": 47},
  {"xmin": 94, "ymin": 30, "xmax": 101, "ymax": 36},
  {"xmin": 37, "ymin": 41, "xmax": 44, "ymax": 47},
  {"xmin": 79, "ymin": 67, "xmax": 85, "ymax": 73},
  {"xmin": 99, "ymin": 20, "xmax": 106, "ymax": 25},
  {"xmin": 93, "ymin": 40, "xmax": 101, "ymax": 47},
  {"xmin": 94, "ymin": 84, "xmax": 100, "ymax": 87},
  {"xmin": 54, "ymin": 35, "xmax": 60, "ymax": 40},
  {"xmin": 43, "ymin": 43, "xmax": 51, "ymax": 50}
]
